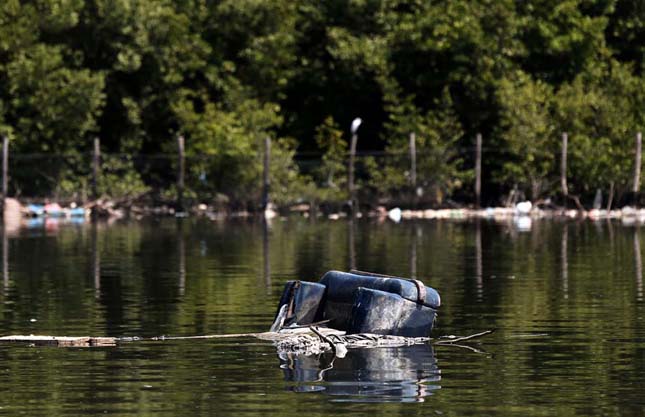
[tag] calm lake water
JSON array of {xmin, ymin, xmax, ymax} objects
[{"xmin": 1, "ymin": 216, "xmax": 644, "ymax": 416}]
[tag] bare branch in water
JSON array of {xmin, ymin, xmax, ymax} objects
[{"xmin": 433, "ymin": 330, "xmax": 495, "ymax": 345}]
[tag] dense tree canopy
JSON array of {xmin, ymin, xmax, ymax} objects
[{"xmin": 0, "ymin": 0, "xmax": 644, "ymax": 207}]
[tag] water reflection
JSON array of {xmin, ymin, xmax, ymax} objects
[
  {"xmin": 177, "ymin": 220, "xmax": 186, "ymax": 296},
  {"xmin": 475, "ymin": 220, "xmax": 483, "ymax": 300},
  {"xmin": 2, "ymin": 217, "xmax": 645, "ymax": 415},
  {"xmin": 410, "ymin": 224, "xmax": 420, "ymax": 279},
  {"xmin": 561, "ymin": 224, "xmax": 568, "ymax": 299},
  {"xmin": 635, "ymin": 228, "xmax": 643, "ymax": 302},
  {"xmin": 348, "ymin": 217, "xmax": 356, "ymax": 270},
  {"xmin": 2, "ymin": 223, "xmax": 7, "ymax": 293},
  {"xmin": 279, "ymin": 345, "xmax": 441, "ymax": 402},
  {"xmin": 91, "ymin": 221, "xmax": 100, "ymax": 298},
  {"xmin": 263, "ymin": 219, "xmax": 271, "ymax": 292}
]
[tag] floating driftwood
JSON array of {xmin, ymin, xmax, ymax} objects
[
  {"xmin": 275, "ymin": 328, "xmax": 495, "ymax": 357},
  {"xmin": 0, "ymin": 328, "xmax": 494, "ymax": 354},
  {"xmin": 151, "ymin": 326, "xmax": 346, "ymax": 342},
  {"xmin": 0, "ymin": 335, "xmax": 117, "ymax": 347}
]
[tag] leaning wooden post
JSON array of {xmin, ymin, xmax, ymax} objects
[
  {"xmin": 177, "ymin": 134, "xmax": 185, "ymax": 212},
  {"xmin": 92, "ymin": 137, "xmax": 100, "ymax": 201},
  {"xmin": 409, "ymin": 132, "xmax": 417, "ymax": 189},
  {"xmin": 634, "ymin": 132, "xmax": 642, "ymax": 207},
  {"xmin": 561, "ymin": 132, "xmax": 568, "ymax": 199},
  {"xmin": 475, "ymin": 133, "xmax": 482, "ymax": 208},
  {"xmin": 0, "ymin": 135, "xmax": 8, "ymax": 215},
  {"xmin": 347, "ymin": 118, "xmax": 362, "ymax": 214},
  {"xmin": 262, "ymin": 137, "xmax": 271, "ymax": 211}
]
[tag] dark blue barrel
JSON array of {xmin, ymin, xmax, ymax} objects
[
  {"xmin": 275, "ymin": 280, "xmax": 326, "ymax": 326},
  {"xmin": 320, "ymin": 270, "xmax": 440, "ymax": 308},
  {"xmin": 319, "ymin": 270, "xmax": 440, "ymax": 330},
  {"xmin": 348, "ymin": 287, "xmax": 437, "ymax": 337}
]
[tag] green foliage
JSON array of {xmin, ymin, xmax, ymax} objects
[
  {"xmin": 6, "ymin": 44, "xmax": 105, "ymax": 152},
  {"xmin": 1, "ymin": 0, "xmax": 645, "ymax": 207},
  {"xmin": 554, "ymin": 60, "xmax": 645, "ymax": 198},
  {"xmin": 97, "ymin": 155, "xmax": 150, "ymax": 199},
  {"xmin": 314, "ymin": 116, "xmax": 348, "ymax": 202},
  {"xmin": 379, "ymin": 90, "xmax": 468, "ymax": 205},
  {"xmin": 497, "ymin": 71, "xmax": 556, "ymax": 199},
  {"xmin": 172, "ymin": 92, "xmax": 305, "ymax": 207},
  {"xmin": 516, "ymin": 0, "xmax": 611, "ymax": 82}
]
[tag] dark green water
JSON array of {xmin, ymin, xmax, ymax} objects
[{"xmin": 1, "ymin": 217, "xmax": 644, "ymax": 416}]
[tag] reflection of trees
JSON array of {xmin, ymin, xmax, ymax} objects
[
  {"xmin": 635, "ymin": 228, "xmax": 642, "ymax": 302},
  {"xmin": 2, "ymin": 224, "xmax": 7, "ymax": 294},
  {"xmin": 2, "ymin": 219, "xmax": 645, "ymax": 412}
]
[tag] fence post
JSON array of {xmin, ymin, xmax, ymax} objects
[
  {"xmin": 177, "ymin": 134, "xmax": 185, "ymax": 212},
  {"xmin": 409, "ymin": 132, "xmax": 417, "ymax": 189},
  {"xmin": 262, "ymin": 136, "xmax": 271, "ymax": 210},
  {"xmin": 561, "ymin": 132, "xmax": 568, "ymax": 199},
  {"xmin": 475, "ymin": 133, "xmax": 482, "ymax": 208},
  {"xmin": 92, "ymin": 137, "xmax": 100, "ymax": 201},
  {"xmin": 634, "ymin": 132, "xmax": 642, "ymax": 207},
  {"xmin": 1, "ymin": 135, "xmax": 8, "ymax": 216}
]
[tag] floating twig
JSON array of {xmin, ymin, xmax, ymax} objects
[{"xmin": 433, "ymin": 330, "xmax": 495, "ymax": 345}]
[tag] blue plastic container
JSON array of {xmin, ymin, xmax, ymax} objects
[
  {"xmin": 273, "ymin": 270, "xmax": 440, "ymax": 337},
  {"xmin": 319, "ymin": 270, "xmax": 440, "ymax": 332},
  {"xmin": 348, "ymin": 287, "xmax": 437, "ymax": 337},
  {"xmin": 275, "ymin": 280, "xmax": 326, "ymax": 326}
]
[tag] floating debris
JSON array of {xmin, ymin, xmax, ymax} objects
[
  {"xmin": 0, "ymin": 335, "xmax": 117, "ymax": 347},
  {"xmin": 275, "ymin": 329, "xmax": 432, "ymax": 357}
]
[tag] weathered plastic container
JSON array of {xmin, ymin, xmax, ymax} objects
[
  {"xmin": 348, "ymin": 287, "xmax": 437, "ymax": 337},
  {"xmin": 273, "ymin": 270, "xmax": 440, "ymax": 337},
  {"xmin": 275, "ymin": 280, "xmax": 326, "ymax": 326},
  {"xmin": 319, "ymin": 270, "xmax": 440, "ymax": 331}
]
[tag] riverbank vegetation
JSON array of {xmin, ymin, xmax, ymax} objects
[{"xmin": 1, "ymin": 0, "xmax": 644, "ymax": 210}]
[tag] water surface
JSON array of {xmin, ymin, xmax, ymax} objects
[{"xmin": 1, "ymin": 217, "xmax": 644, "ymax": 416}]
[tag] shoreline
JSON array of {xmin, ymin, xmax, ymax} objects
[{"xmin": 5, "ymin": 197, "xmax": 645, "ymax": 225}]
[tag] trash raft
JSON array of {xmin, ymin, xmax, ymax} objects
[
  {"xmin": 0, "ymin": 270, "xmax": 491, "ymax": 354},
  {"xmin": 268, "ymin": 269, "xmax": 443, "ymax": 356}
]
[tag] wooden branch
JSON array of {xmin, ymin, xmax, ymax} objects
[
  {"xmin": 0, "ymin": 335, "xmax": 116, "ymax": 347},
  {"xmin": 567, "ymin": 194, "xmax": 585, "ymax": 212},
  {"xmin": 433, "ymin": 329, "xmax": 495, "ymax": 345},
  {"xmin": 0, "ymin": 328, "xmax": 495, "ymax": 351}
]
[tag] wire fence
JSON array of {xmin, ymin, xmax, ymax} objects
[
  {"xmin": 2, "ymin": 131, "xmax": 643, "ymax": 209},
  {"xmin": 4, "ymin": 151, "xmax": 467, "ymax": 211}
]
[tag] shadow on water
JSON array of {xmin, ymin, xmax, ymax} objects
[{"xmin": 279, "ymin": 344, "xmax": 441, "ymax": 403}]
